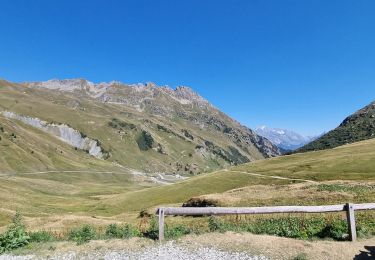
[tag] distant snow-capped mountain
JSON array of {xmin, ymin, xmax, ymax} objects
[{"xmin": 255, "ymin": 126, "xmax": 318, "ymax": 151}]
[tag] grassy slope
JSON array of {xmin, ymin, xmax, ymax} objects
[
  {"xmin": 0, "ymin": 80, "xmax": 268, "ymax": 229},
  {"xmin": 0, "ymin": 115, "xmax": 118, "ymax": 173},
  {"xmin": 239, "ymin": 138, "xmax": 375, "ymax": 181},
  {"xmin": 299, "ymin": 101, "xmax": 375, "ymax": 152},
  {"xmin": 0, "ymin": 83, "xmax": 179, "ymax": 173},
  {"xmin": 109, "ymin": 138, "xmax": 375, "ymax": 212},
  {"xmin": 1, "ymin": 79, "xmax": 374, "ymax": 230},
  {"xmin": 0, "ymin": 80, "xmax": 264, "ymax": 175},
  {"xmin": 0, "ymin": 170, "xmax": 150, "ymax": 229},
  {"xmin": 105, "ymin": 170, "xmax": 289, "ymax": 212},
  {"xmin": 1, "ymin": 138, "xmax": 374, "ymax": 230}
]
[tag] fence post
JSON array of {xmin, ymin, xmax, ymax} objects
[
  {"xmin": 158, "ymin": 208, "xmax": 165, "ymax": 241},
  {"xmin": 346, "ymin": 203, "xmax": 357, "ymax": 241}
]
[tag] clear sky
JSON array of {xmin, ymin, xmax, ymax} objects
[{"xmin": 1, "ymin": 0, "xmax": 375, "ymax": 136}]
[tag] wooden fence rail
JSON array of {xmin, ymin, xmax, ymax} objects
[{"xmin": 156, "ymin": 203, "xmax": 375, "ymax": 241}]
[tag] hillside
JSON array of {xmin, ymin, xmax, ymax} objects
[
  {"xmin": 0, "ymin": 79, "xmax": 279, "ymax": 177},
  {"xmin": 1, "ymin": 138, "xmax": 374, "ymax": 230},
  {"xmin": 106, "ymin": 138, "xmax": 375, "ymax": 212},
  {"xmin": 298, "ymin": 101, "xmax": 375, "ymax": 152},
  {"xmin": 2, "ymin": 78, "xmax": 375, "ymax": 232}
]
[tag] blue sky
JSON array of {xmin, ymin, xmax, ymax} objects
[{"xmin": 1, "ymin": 0, "xmax": 375, "ymax": 136}]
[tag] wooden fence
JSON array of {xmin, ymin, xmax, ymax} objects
[{"xmin": 156, "ymin": 203, "xmax": 375, "ymax": 241}]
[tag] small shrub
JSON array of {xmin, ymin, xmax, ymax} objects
[
  {"xmin": 29, "ymin": 231, "xmax": 54, "ymax": 243},
  {"xmin": 108, "ymin": 118, "xmax": 136, "ymax": 130},
  {"xmin": 105, "ymin": 224, "xmax": 121, "ymax": 238},
  {"xmin": 356, "ymin": 215, "xmax": 375, "ymax": 238},
  {"xmin": 253, "ymin": 218, "xmax": 308, "ymax": 239},
  {"xmin": 108, "ymin": 121, "xmax": 117, "ymax": 128},
  {"xmin": 143, "ymin": 217, "xmax": 158, "ymax": 240},
  {"xmin": 182, "ymin": 129, "xmax": 194, "ymax": 140},
  {"xmin": 317, "ymin": 219, "xmax": 348, "ymax": 240},
  {"xmin": 68, "ymin": 225, "xmax": 96, "ymax": 245},
  {"xmin": 102, "ymin": 150, "xmax": 111, "ymax": 160},
  {"xmin": 208, "ymin": 216, "xmax": 224, "ymax": 232},
  {"xmin": 105, "ymin": 224, "xmax": 140, "ymax": 239},
  {"xmin": 122, "ymin": 224, "xmax": 141, "ymax": 239},
  {"xmin": 138, "ymin": 209, "xmax": 152, "ymax": 218},
  {"xmin": 136, "ymin": 131, "xmax": 154, "ymax": 151},
  {"xmin": 165, "ymin": 225, "xmax": 191, "ymax": 239},
  {"xmin": 142, "ymin": 219, "xmax": 190, "ymax": 240},
  {"xmin": 183, "ymin": 197, "xmax": 219, "ymax": 207},
  {"xmin": 293, "ymin": 253, "xmax": 308, "ymax": 260},
  {"xmin": 205, "ymin": 215, "xmax": 353, "ymax": 241},
  {"xmin": 0, "ymin": 212, "xmax": 30, "ymax": 254},
  {"xmin": 79, "ymin": 131, "xmax": 87, "ymax": 138}
]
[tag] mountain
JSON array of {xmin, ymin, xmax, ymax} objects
[
  {"xmin": 255, "ymin": 126, "xmax": 317, "ymax": 151},
  {"xmin": 299, "ymin": 101, "xmax": 375, "ymax": 152},
  {"xmin": 0, "ymin": 78, "xmax": 280, "ymax": 176}
]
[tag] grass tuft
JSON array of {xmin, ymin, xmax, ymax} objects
[
  {"xmin": 68, "ymin": 225, "xmax": 96, "ymax": 245},
  {"xmin": 105, "ymin": 223, "xmax": 140, "ymax": 239},
  {"xmin": 0, "ymin": 212, "xmax": 30, "ymax": 254},
  {"xmin": 29, "ymin": 231, "xmax": 54, "ymax": 243}
]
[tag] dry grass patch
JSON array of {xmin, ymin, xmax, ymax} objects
[
  {"xmin": 183, "ymin": 180, "xmax": 375, "ymax": 208},
  {"xmin": 179, "ymin": 232, "xmax": 375, "ymax": 260}
]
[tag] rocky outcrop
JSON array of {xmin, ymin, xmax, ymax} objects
[
  {"xmin": 25, "ymin": 79, "xmax": 210, "ymax": 110},
  {"xmin": 1, "ymin": 111, "xmax": 107, "ymax": 159}
]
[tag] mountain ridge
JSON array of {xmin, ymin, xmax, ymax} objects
[
  {"xmin": 255, "ymin": 125, "xmax": 317, "ymax": 151},
  {"xmin": 298, "ymin": 100, "xmax": 375, "ymax": 152},
  {"xmin": 24, "ymin": 79, "xmax": 210, "ymax": 107},
  {"xmin": 0, "ymin": 78, "xmax": 280, "ymax": 176}
]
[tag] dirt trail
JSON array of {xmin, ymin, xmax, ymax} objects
[
  {"xmin": 0, "ymin": 170, "xmax": 130, "ymax": 177},
  {"xmin": 0, "ymin": 169, "xmax": 183, "ymax": 185},
  {"xmin": 229, "ymin": 169, "xmax": 318, "ymax": 183},
  {"xmin": 181, "ymin": 232, "xmax": 375, "ymax": 260},
  {"xmin": 2, "ymin": 233, "xmax": 374, "ymax": 260}
]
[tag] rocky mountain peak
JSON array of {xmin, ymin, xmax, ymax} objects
[
  {"xmin": 26, "ymin": 78, "xmax": 96, "ymax": 91},
  {"xmin": 25, "ymin": 78, "xmax": 211, "ymax": 107},
  {"xmin": 145, "ymin": 82, "xmax": 157, "ymax": 88},
  {"xmin": 255, "ymin": 126, "xmax": 318, "ymax": 151},
  {"xmin": 1, "ymin": 77, "xmax": 281, "ymax": 175},
  {"xmin": 173, "ymin": 86, "xmax": 207, "ymax": 104}
]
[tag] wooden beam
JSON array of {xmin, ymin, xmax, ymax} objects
[
  {"xmin": 346, "ymin": 203, "xmax": 357, "ymax": 242},
  {"xmin": 162, "ymin": 204, "xmax": 346, "ymax": 216},
  {"xmin": 158, "ymin": 207, "xmax": 165, "ymax": 241},
  {"xmin": 353, "ymin": 203, "xmax": 375, "ymax": 211},
  {"xmin": 155, "ymin": 202, "xmax": 375, "ymax": 242}
]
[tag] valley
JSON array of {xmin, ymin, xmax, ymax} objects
[
  {"xmin": 1, "ymin": 78, "xmax": 375, "ymax": 259},
  {"xmin": 1, "ymin": 135, "xmax": 375, "ymax": 233},
  {"xmin": 0, "ymin": 80, "xmax": 375, "ymax": 258},
  {"xmin": 1, "ymin": 2, "xmax": 374, "ymax": 258}
]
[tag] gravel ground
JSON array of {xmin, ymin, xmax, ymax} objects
[{"xmin": 0, "ymin": 242, "xmax": 267, "ymax": 260}]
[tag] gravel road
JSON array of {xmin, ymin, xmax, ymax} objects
[{"xmin": 0, "ymin": 242, "xmax": 267, "ymax": 260}]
